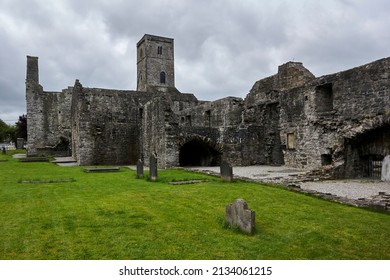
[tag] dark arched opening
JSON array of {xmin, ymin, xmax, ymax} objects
[
  {"xmin": 179, "ymin": 139, "xmax": 221, "ymax": 167},
  {"xmin": 160, "ymin": 71, "xmax": 166, "ymax": 84}
]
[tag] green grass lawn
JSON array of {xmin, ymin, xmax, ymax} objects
[{"xmin": 0, "ymin": 151, "xmax": 389, "ymax": 260}]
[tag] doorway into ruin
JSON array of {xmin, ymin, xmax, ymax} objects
[
  {"xmin": 344, "ymin": 124, "xmax": 390, "ymax": 178},
  {"xmin": 179, "ymin": 139, "xmax": 221, "ymax": 166}
]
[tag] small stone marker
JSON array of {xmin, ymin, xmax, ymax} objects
[
  {"xmin": 16, "ymin": 138, "xmax": 24, "ymax": 149},
  {"xmin": 220, "ymin": 160, "xmax": 233, "ymax": 182},
  {"xmin": 381, "ymin": 155, "xmax": 390, "ymax": 182},
  {"xmin": 136, "ymin": 159, "xmax": 144, "ymax": 179},
  {"xmin": 149, "ymin": 154, "xmax": 158, "ymax": 181},
  {"xmin": 226, "ymin": 198, "xmax": 255, "ymax": 234}
]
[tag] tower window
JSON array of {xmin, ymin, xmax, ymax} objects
[
  {"xmin": 160, "ymin": 72, "xmax": 166, "ymax": 84},
  {"xmin": 157, "ymin": 46, "xmax": 162, "ymax": 55}
]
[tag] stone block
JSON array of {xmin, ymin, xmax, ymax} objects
[
  {"xmin": 226, "ymin": 198, "xmax": 255, "ymax": 234},
  {"xmin": 220, "ymin": 160, "xmax": 233, "ymax": 182},
  {"xmin": 381, "ymin": 155, "xmax": 390, "ymax": 181},
  {"xmin": 149, "ymin": 154, "xmax": 158, "ymax": 181},
  {"xmin": 16, "ymin": 138, "xmax": 24, "ymax": 149},
  {"xmin": 136, "ymin": 159, "xmax": 144, "ymax": 179}
]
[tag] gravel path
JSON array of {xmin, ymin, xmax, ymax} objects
[{"xmin": 187, "ymin": 166, "xmax": 390, "ymax": 199}]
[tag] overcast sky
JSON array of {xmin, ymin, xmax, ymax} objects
[{"xmin": 1, "ymin": 0, "xmax": 389, "ymax": 124}]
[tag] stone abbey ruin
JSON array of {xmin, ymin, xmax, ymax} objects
[{"xmin": 26, "ymin": 34, "xmax": 390, "ymax": 180}]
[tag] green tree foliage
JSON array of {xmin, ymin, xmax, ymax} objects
[
  {"xmin": 15, "ymin": 114, "xmax": 27, "ymax": 140},
  {"xmin": 0, "ymin": 119, "xmax": 15, "ymax": 143}
]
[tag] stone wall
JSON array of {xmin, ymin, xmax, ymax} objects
[
  {"xmin": 71, "ymin": 80, "xmax": 154, "ymax": 165},
  {"xmin": 26, "ymin": 81, "xmax": 72, "ymax": 156}
]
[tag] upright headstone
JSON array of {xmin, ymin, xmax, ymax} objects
[
  {"xmin": 381, "ymin": 155, "xmax": 390, "ymax": 182},
  {"xmin": 16, "ymin": 138, "xmax": 24, "ymax": 150},
  {"xmin": 136, "ymin": 159, "xmax": 144, "ymax": 179},
  {"xmin": 149, "ymin": 154, "xmax": 158, "ymax": 181},
  {"xmin": 226, "ymin": 198, "xmax": 256, "ymax": 234},
  {"xmin": 220, "ymin": 160, "xmax": 233, "ymax": 182}
]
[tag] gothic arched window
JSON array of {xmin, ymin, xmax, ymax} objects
[{"xmin": 160, "ymin": 71, "xmax": 166, "ymax": 84}]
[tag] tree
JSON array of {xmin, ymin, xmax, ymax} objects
[
  {"xmin": 0, "ymin": 119, "xmax": 15, "ymax": 143},
  {"xmin": 15, "ymin": 114, "xmax": 27, "ymax": 140}
]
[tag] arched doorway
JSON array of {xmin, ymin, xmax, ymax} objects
[{"xmin": 179, "ymin": 139, "xmax": 221, "ymax": 166}]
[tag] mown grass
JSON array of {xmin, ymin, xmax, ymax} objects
[{"xmin": 0, "ymin": 152, "xmax": 389, "ymax": 260}]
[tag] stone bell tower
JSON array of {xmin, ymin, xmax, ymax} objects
[{"xmin": 136, "ymin": 34, "xmax": 175, "ymax": 92}]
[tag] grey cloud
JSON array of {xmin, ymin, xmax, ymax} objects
[{"xmin": 1, "ymin": 0, "xmax": 389, "ymax": 122}]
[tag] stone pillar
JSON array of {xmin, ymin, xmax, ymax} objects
[
  {"xmin": 136, "ymin": 159, "xmax": 144, "ymax": 179},
  {"xmin": 16, "ymin": 138, "xmax": 24, "ymax": 150},
  {"xmin": 220, "ymin": 160, "xmax": 233, "ymax": 182},
  {"xmin": 149, "ymin": 154, "xmax": 158, "ymax": 181},
  {"xmin": 26, "ymin": 56, "xmax": 39, "ymax": 83}
]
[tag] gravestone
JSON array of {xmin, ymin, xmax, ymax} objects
[
  {"xmin": 220, "ymin": 160, "xmax": 233, "ymax": 182},
  {"xmin": 226, "ymin": 198, "xmax": 255, "ymax": 234},
  {"xmin": 149, "ymin": 154, "xmax": 158, "ymax": 181},
  {"xmin": 136, "ymin": 159, "xmax": 144, "ymax": 179},
  {"xmin": 381, "ymin": 155, "xmax": 390, "ymax": 181},
  {"xmin": 16, "ymin": 138, "xmax": 24, "ymax": 149}
]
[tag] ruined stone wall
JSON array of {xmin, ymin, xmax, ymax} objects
[
  {"xmin": 26, "ymin": 56, "xmax": 72, "ymax": 156},
  {"xmin": 71, "ymin": 81, "xmax": 154, "ymax": 165},
  {"xmin": 142, "ymin": 96, "xmax": 180, "ymax": 168},
  {"xmin": 245, "ymin": 58, "xmax": 390, "ymax": 175},
  {"xmin": 26, "ymin": 82, "xmax": 72, "ymax": 156}
]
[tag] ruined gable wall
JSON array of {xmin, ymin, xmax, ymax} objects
[
  {"xmin": 26, "ymin": 81, "xmax": 72, "ymax": 156},
  {"xmin": 244, "ymin": 62, "xmax": 315, "ymax": 166}
]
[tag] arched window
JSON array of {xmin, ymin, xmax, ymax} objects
[{"xmin": 160, "ymin": 71, "xmax": 166, "ymax": 84}]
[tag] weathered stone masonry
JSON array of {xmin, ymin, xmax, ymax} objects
[{"xmin": 26, "ymin": 34, "xmax": 390, "ymax": 179}]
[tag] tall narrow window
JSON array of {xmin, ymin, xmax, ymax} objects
[
  {"xmin": 157, "ymin": 46, "xmax": 162, "ymax": 55},
  {"xmin": 160, "ymin": 71, "xmax": 166, "ymax": 84}
]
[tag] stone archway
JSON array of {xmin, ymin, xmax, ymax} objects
[{"xmin": 179, "ymin": 139, "xmax": 221, "ymax": 167}]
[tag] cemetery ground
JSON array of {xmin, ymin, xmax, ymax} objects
[{"xmin": 0, "ymin": 151, "xmax": 389, "ymax": 260}]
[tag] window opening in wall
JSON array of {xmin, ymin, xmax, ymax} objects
[
  {"xmin": 157, "ymin": 46, "xmax": 162, "ymax": 55},
  {"xmin": 287, "ymin": 133, "xmax": 296, "ymax": 150},
  {"xmin": 160, "ymin": 71, "xmax": 166, "ymax": 84},
  {"xmin": 315, "ymin": 83, "xmax": 333, "ymax": 112},
  {"xmin": 186, "ymin": 115, "xmax": 192, "ymax": 126},
  {"xmin": 321, "ymin": 154, "xmax": 332, "ymax": 166}
]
